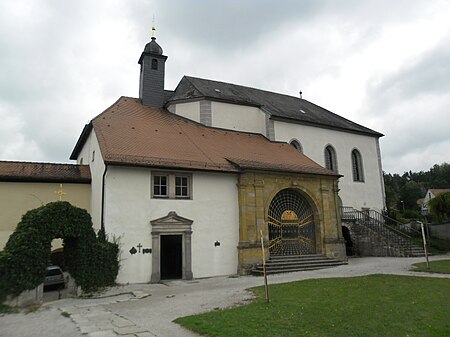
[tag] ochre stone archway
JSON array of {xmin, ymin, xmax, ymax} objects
[{"xmin": 237, "ymin": 171, "xmax": 346, "ymax": 274}]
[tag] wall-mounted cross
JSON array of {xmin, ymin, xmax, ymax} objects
[
  {"xmin": 54, "ymin": 184, "xmax": 67, "ymax": 201},
  {"xmin": 137, "ymin": 243, "xmax": 143, "ymax": 253}
]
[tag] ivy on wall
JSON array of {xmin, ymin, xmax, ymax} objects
[{"xmin": 0, "ymin": 201, "xmax": 119, "ymax": 303}]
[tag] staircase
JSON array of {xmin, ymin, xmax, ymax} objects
[
  {"xmin": 341, "ymin": 207, "xmax": 425, "ymax": 257},
  {"xmin": 252, "ymin": 254, "xmax": 347, "ymax": 275}
]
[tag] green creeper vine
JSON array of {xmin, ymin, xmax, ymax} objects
[{"xmin": 0, "ymin": 201, "xmax": 119, "ymax": 304}]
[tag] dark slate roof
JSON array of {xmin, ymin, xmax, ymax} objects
[
  {"xmin": 167, "ymin": 76, "xmax": 383, "ymax": 137},
  {"xmin": 0, "ymin": 161, "xmax": 91, "ymax": 183},
  {"xmin": 143, "ymin": 37, "xmax": 163, "ymax": 55}
]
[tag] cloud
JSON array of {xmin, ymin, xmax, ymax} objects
[{"xmin": 0, "ymin": 0, "xmax": 449, "ymax": 175}]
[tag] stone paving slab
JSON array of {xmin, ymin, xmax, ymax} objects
[
  {"xmin": 88, "ymin": 331, "xmax": 117, "ymax": 337},
  {"xmin": 113, "ymin": 325, "xmax": 149, "ymax": 335}
]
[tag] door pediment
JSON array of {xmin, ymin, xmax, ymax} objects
[{"xmin": 150, "ymin": 211, "xmax": 193, "ymax": 233}]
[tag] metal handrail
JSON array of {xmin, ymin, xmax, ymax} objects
[{"xmin": 340, "ymin": 207, "xmax": 417, "ymax": 255}]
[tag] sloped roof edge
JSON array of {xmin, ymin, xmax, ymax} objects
[{"xmin": 0, "ymin": 161, "xmax": 91, "ymax": 183}]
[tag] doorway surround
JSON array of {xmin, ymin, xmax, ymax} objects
[{"xmin": 150, "ymin": 211, "xmax": 193, "ymax": 283}]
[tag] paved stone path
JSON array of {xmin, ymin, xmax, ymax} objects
[
  {"xmin": 58, "ymin": 291, "xmax": 154, "ymax": 337},
  {"xmin": 1, "ymin": 255, "xmax": 449, "ymax": 337}
]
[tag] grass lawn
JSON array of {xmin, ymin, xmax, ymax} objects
[
  {"xmin": 411, "ymin": 259, "xmax": 450, "ymax": 274},
  {"xmin": 175, "ymin": 275, "xmax": 450, "ymax": 337}
]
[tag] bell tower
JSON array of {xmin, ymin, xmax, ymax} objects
[{"xmin": 138, "ymin": 27, "xmax": 168, "ymax": 107}]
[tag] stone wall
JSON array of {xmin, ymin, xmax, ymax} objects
[
  {"xmin": 4, "ymin": 284, "xmax": 43, "ymax": 308},
  {"xmin": 344, "ymin": 221, "xmax": 401, "ymax": 257},
  {"xmin": 428, "ymin": 223, "xmax": 450, "ymax": 240}
]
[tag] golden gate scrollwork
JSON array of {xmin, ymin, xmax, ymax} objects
[{"xmin": 268, "ymin": 189, "xmax": 315, "ymax": 255}]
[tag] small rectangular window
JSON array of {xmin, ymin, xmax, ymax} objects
[
  {"xmin": 153, "ymin": 175, "xmax": 168, "ymax": 197},
  {"xmin": 175, "ymin": 176, "xmax": 189, "ymax": 198}
]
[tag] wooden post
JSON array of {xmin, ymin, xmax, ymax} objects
[
  {"xmin": 420, "ymin": 222, "xmax": 430, "ymax": 269},
  {"xmin": 260, "ymin": 229, "xmax": 270, "ymax": 303}
]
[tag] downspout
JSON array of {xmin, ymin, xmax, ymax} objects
[{"xmin": 101, "ymin": 165, "xmax": 108, "ymax": 231}]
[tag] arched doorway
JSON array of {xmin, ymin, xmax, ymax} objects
[
  {"xmin": 268, "ymin": 189, "xmax": 316, "ymax": 255},
  {"xmin": 341, "ymin": 226, "xmax": 354, "ymax": 256}
]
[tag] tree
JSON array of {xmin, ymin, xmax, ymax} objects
[
  {"xmin": 428, "ymin": 192, "xmax": 450, "ymax": 223},
  {"xmin": 398, "ymin": 181, "xmax": 423, "ymax": 212}
]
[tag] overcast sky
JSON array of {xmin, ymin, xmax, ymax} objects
[{"xmin": 0, "ymin": 0, "xmax": 449, "ymax": 174}]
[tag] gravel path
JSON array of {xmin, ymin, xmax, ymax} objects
[{"xmin": 1, "ymin": 255, "xmax": 449, "ymax": 337}]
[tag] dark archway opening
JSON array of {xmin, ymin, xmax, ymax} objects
[
  {"xmin": 160, "ymin": 235, "xmax": 182, "ymax": 279},
  {"xmin": 342, "ymin": 226, "xmax": 354, "ymax": 256}
]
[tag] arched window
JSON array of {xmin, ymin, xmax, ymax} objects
[
  {"xmin": 324, "ymin": 145, "xmax": 338, "ymax": 173},
  {"xmin": 151, "ymin": 58, "xmax": 158, "ymax": 70},
  {"xmin": 351, "ymin": 149, "xmax": 364, "ymax": 182},
  {"xmin": 290, "ymin": 139, "xmax": 303, "ymax": 153}
]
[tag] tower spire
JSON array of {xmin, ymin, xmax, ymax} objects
[{"xmin": 138, "ymin": 17, "xmax": 167, "ymax": 107}]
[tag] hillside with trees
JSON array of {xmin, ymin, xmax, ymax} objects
[{"xmin": 383, "ymin": 163, "xmax": 450, "ymax": 222}]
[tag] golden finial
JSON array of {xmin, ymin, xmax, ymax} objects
[
  {"xmin": 151, "ymin": 15, "xmax": 156, "ymax": 39},
  {"xmin": 55, "ymin": 184, "xmax": 67, "ymax": 201}
]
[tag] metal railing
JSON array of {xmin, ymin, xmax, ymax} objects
[{"xmin": 340, "ymin": 207, "xmax": 421, "ymax": 256}]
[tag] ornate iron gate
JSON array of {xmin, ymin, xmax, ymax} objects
[{"xmin": 268, "ymin": 189, "xmax": 316, "ymax": 255}]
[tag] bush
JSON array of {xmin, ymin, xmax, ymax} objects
[
  {"xmin": 401, "ymin": 209, "xmax": 421, "ymax": 220},
  {"xmin": 0, "ymin": 201, "xmax": 119, "ymax": 303}
]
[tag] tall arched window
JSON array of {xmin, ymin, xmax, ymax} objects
[
  {"xmin": 290, "ymin": 139, "xmax": 303, "ymax": 153},
  {"xmin": 351, "ymin": 149, "xmax": 364, "ymax": 182},
  {"xmin": 324, "ymin": 145, "xmax": 338, "ymax": 173}
]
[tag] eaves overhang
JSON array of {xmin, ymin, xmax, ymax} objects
[
  {"xmin": 70, "ymin": 123, "xmax": 93, "ymax": 160},
  {"xmin": 270, "ymin": 115, "xmax": 384, "ymax": 138}
]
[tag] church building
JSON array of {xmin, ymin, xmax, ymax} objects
[{"xmin": 69, "ymin": 29, "xmax": 385, "ymax": 284}]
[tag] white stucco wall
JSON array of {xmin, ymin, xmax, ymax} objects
[
  {"xmin": 274, "ymin": 121, "xmax": 385, "ymax": 211},
  {"xmin": 171, "ymin": 101, "xmax": 200, "ymax": 122},
  {"xmin": 76, "ymin": 130, "xmax": 105, "ymax": 231},
  {"xmin": 211, "ymin": 101, "xmax": 266, "ymax": 134},
  {"xmin": 103, "ymin": 166, "xmax": 239, "ymax": 284}
]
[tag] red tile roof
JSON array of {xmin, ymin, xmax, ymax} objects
[
  {"xmin": 77, "ymin": 97, "xmax": 338, "ymax": 176},
  {"xmin": 0, "ymin": 161, "xmax": 91, "ymax": 183}
]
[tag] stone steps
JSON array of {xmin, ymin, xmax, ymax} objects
[{"xmin": 252, "ymin": 254, "xmax": 347, "ymax": 275}]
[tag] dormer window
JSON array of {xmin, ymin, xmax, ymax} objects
[{"xmin": 151, "ymin": 58, "xmax": 158, "ymax": 70}]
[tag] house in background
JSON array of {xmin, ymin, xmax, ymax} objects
[
  {"xmin": 0, "ymin": 161, "xmax": 90, "ymax": 249},
  {"xmin": 421, "ymin": 188, "xmax": 450, "ymax": 214},
  {"xmin": 69, "ymin": 30, "xmax": 386, "ymax": 284}
]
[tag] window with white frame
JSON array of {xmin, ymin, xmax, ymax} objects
[
  {"xmin": 175, "ymin": 175, "xmax": 189, "ymax": 198},
  {"xmin": 153, "ymin": 174, "xmax": 168, "ymax": 197},
  {"xmin": 152, "ymin": 172, "xmax": 192, "ymax": 199}
]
